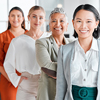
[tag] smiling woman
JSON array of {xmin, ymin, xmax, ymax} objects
[
  {"xmin": 3, "ymin": 6, "xmax": 50, "ymax": 100},
  {"xmin": 56, "ymin": 4, "xmax": 100, "ymax": 100},
  {"xmin": 35, "ymin": 7, "xmax": 74, "ymax": 100},
  {"xmin": 0, "ymin": 6, "xmax": 28, "ymax": 100}
]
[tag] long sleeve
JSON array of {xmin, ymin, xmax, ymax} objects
[
  {"xmin": 4, "ymin": 40, "xmax": 21, "ymax": 87},
  {"xmin": 0, "ymin": 34, "xmax": 5, "ymax": 66},
  {"xmin": 35, "ymin": 39, "xmax": 57, "ymax": 71},
  {"xmin": 55, "ymin": 45, "xmax": 67, "ymax": 100}
]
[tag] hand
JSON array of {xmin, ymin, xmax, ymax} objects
[
  {"xmin": 18, "ymin": 76, "xmax": 28, "ymax": 86},
  {"xmin": 41, "ymin": 67, "xmax": 56, "ymax": 79}
]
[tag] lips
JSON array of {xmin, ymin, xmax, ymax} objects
[
  {"xmin": 54, "ymin": 28, "xmax": 62, "ymax": 31},
  {"xmin": 80, "ymin": 30, "xmax": 88, "ymax": 33},
  {"xmin": 13, "ymin": 21, "xmax": 18, "ymax": 24},
  {"xmin": 35, "ymin": 24, "xmax": 39, "ymax": 26}
]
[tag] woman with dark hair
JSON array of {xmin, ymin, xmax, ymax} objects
[
  {"xmin": 56, "ymin": 4, "xmax": 100, "ymax": 100},
  {"xmin": 0, "ymin": 6, "xmax": 28, "ymax": 100},
  {"xmin": 3, "ymin": 6, "xmax": 49, "ymax": 100}
]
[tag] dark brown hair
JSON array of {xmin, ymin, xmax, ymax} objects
[
  {"xmin": 73, "ymin": 4, "xmax": 100, "ymax": 39},
  {"xmin": 7, "ymin": 6, "xmax": 26, "ymax": 30}
]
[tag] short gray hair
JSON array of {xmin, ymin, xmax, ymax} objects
[{"xmin": 49, "ymin": 7, "xmax": 68, "ymax": 22}]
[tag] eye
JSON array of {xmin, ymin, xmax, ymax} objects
[
  {"xmin": 60, "ymin": 20, "xmax": 64, "ymax": 22},
  {"xmin": 18, "ymin": 15, "xmax": 21, "ymax": 17},
  {"xmin": 77, "ymin": 20, "xmax": 81, "ymax": 22},
  {"xmin": 87, "ymin": 21, "xmax": 91, "ymax": 23},
  {"xmin": 52, "ymin": 20, "xmax": 56, "ymax": 22},
  {"xmin": 33, "ymin": 16, "xmax": 36, "ymax": 18},
  {"xmin": 40, "ymin": 17, "xmax": 43, "ymax": 19},
  {"xmin": 11, "ymin": 15, "xmax": 14, "ymax": 17}
]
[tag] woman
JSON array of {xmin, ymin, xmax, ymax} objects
[
  {"xmin": 35, "ymin": 7, "xmax": 74, "ymax": 100},
  {"xmin": 4, "ymin": 6, "xmax": 49, "ymax": 100},
  {"xmin": 56, "ymin": 4, "xmax": 100, "ymax": 100},
  {"xmin": 0, "ymin": 6, "xmax": 27, "ymax": 100}
]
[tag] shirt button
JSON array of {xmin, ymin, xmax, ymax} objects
[
  {"xmin": 84, "ymin": 79, "xmax": 86, "ymax": 81},
  {"xmin": 84, "ymin": 69, "xmax": 87, "ymax": 71},
  {"xmin": 85, "ymin": 59, "xmax": 87, "ymax": 62}
]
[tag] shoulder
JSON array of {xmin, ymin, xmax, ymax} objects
[
  {"xmin": 36, "ymin": 35, "xmax": 52, "ymax": 45},
  {"xmin": 60, "ymin": 41, "xmax": 75, "ymax": 53},
  {"xmin": 0, "ymin": 30, "xmax": 9, "ymax": 42},
  {"xmin": 11, "ymin": 34, "xmax": 25, "ymax": 44},
  {"xmin": 65, "ymin": 37, "xmax": 77, "ymax": 44},
  {"xmin": 0, "ymin": 30, "xmax": 9, "ymax": 37}
]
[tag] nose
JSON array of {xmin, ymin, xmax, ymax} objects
[
  {"xmin": 56, "ymin": 21, "xmax": 60, "ymax": 26},
  {"xmin": 14, "ymin": 16, "xmax": 18, "ymax": 21},
  {"xmin": 36, "ymin": 17, "xmax": 39, "ymax": 23},
  {"xmin": 81, "ymin": 22, "xmax": 87, "ymax": 28}
]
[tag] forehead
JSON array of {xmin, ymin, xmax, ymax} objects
[
  {"xmin": 10, "ymin": 10, "xmax": 22, "ymax": 15},
  {"xmin": 50, "ymin": 13, "xmax": 66, "ymax": 19},
  {"xmin": 30, "ymin": 9, "xmax": 45, "ymax": 16},
  {"xmin": 74, "ymin": 9, "xmax": 96, "ymax": 20}
]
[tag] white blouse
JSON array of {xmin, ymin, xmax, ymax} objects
[
  {"xmin": 4, "ymin": 32, "xmax": 50, "ymax": 87},
  {"xmin": 71, "ymin": 38, "xmax": 98, "ymax": 87}
]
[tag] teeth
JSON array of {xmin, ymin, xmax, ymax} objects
[
  {"xmin": 55, "ymin": 28, "xmax": 61, "ymax": 30},
  {"xmin": 80, "ymin": 31, "xmax": 87, "ymax": 32}
]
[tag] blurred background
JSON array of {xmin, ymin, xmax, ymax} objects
[{"xmin": 0, "ymin": 0, "xmax": 99, "ymax": 37}]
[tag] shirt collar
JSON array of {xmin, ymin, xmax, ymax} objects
[
  {"xmin": 75, "ymin": 37, "xmax": 98, "ymax": 52},
  {"xmin": 91, "ymin": 38, "xmax": 98, "ymax": 51}
]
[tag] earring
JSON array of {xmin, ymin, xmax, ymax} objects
[{"xmin": 95, "ymin": 28, "xmax": 97, "ymax": 31}]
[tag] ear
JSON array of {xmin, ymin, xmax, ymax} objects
[
  {"xmin": 95, "ymin": 20, "xmax": 99, "ymax": 28},
  {"xmin": 49, "ymin": 23, "xmax": 51, "ymax": 32},
  {"xmin": 66, "ymin": 23, "xmax": 69, "ymax": 31},
  {"xmin": 22, "ymin": 17, "xmax": 24, "ymax": 21},
  {"xmin": 8, "ymin": 16, "xmax": 10, "ymax": 21},
  {"xmin": 72, "ymin": 19, "xmax": 74, "ymax": 27},
  {"xmin": 27, "ymin": 15, "xmax": 30, "ymax": 21}
]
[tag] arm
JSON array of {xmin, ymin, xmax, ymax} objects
[
  {"xmin": 3, "ymin": 40, "xmax": 21, "ymax": 87},
  {"xmin": 0, "ymin": 66, "xmax": 10, "ymax": 81},
  {"xmin": 55, "ymin": 46, "xmax": 67, "ymax": 100},
  {"xmin": 0, "ymin": 34, "xmax": 10, "ymax": 81},
  {"xmin": 35, "ymin": 39, "xmax": 57, "ymax": 78}
]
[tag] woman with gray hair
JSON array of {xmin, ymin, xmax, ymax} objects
[{"xmin": 35, "ymin": 7, "xmax": 74, "ymax": 100}]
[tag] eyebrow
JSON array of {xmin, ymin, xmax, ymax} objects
[
  {"xmin": 32, "ymin": 14, "xmax": 44, "ymax": 17},
  {"xmin": 76, "ymin": 18, "xmax": 92, "ymax": 20}
]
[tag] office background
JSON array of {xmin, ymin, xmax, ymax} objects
[
  {"xmin": 0, "ymin": 0, "xmax": 99, "ymax": 37},
  {"xmin": 0, "ymin": 0, "xmax": 99, "ymax": 100}
]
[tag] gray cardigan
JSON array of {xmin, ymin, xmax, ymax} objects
[{"xmin": 56, "ymin": 39, "xmax": 100, "ymax": 100}]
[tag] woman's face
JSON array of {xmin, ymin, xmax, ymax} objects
[
  {"xmin": 9, "ymin": 10, "xmax": 24, "ymax": 28},
  {"xmin": 72, "ymin": 9, "xmax": 99, "ymax": 39},
  {"xmin": 49, "ymin": 13, "xmax": 68, "ymax": 36},
  {"xmin": 28, "ymin": 10, "xmax": 45, "ymax": 30}
]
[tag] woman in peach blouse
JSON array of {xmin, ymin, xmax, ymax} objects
[{"xmin": 0, "ymin": 6, "xmax": 28, "ymax": 100}]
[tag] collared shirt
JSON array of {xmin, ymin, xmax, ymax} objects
[
  {"xmin": 71, "ymin": 38, "xmax": 98, "ymax": 87},
  {"xmin": 4, "ymin": 32, "xmax": 50, "ymax": 87}
]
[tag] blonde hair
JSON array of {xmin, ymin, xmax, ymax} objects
[{"xmin": 28, "ymin": 6, "xmax": 45, "ymax": 16}]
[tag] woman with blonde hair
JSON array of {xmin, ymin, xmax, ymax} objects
[
  {"xmin": 0, "ymin": 6, "xmax": 28, "ymax": 100},
  {"xmin": 4, "ymin": 6, "xmax": 49, "ymax": 100}
]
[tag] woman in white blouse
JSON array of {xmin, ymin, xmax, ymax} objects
[
  {"xmin": 4, "ymin": 6, "xmax": 49, "ymax": 100},
  {"xmin": 56, "ymin": 4, "xmax": 100, "ymax": 100}
]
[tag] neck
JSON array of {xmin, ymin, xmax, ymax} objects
[
  {"xmin": 29, "ymin": 28, "xmax": 42, "ymax": 36},
  {"xmin": 9, "ymin": 26, "xmax": 24, "ymax": 37},
  {"xmin": 10, "ymin": 26, "xmax": 23, "ymax": 32},
  {"xmin": 25, "ymin": 28, "xmax": 43, "ymax": 40},
  {"xmin": 78, "ymin": 36, "xmax": 93, "ymax": 53},
  {"xmin": 53, "ymin": 34, "xmax": 65, "ymax": 47}
]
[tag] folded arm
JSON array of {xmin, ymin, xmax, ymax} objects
[{"xmin": 35, "ymin": 39, "xmax": 57, "ymax": 78}]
